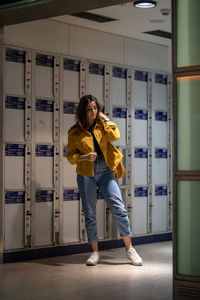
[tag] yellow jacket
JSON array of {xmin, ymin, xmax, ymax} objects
[{"xmin": 67, "ymin": 120, "xmax": 123, "ymax": 176}]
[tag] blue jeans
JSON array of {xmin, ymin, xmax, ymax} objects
[{"xmin": 77, "ymin": 156, "xmax": 132, "ymax": 243}]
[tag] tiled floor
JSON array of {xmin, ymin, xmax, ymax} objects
[{"xmin": 0, "ymin": 241, "xmax": 172, "ymax": 300}]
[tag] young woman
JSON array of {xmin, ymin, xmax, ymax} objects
[{"xmin": 67, "ymin": 95, "xmax": 143, "ymax": 266}]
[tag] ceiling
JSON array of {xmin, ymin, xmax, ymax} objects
[{"xmin": 51, "ymin": 0, "xmax": 172, "ymax": 47}]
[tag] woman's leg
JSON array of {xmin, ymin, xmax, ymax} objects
[
  {"xmin": 91, "ymin": 242, "xmax": 98, "ymax": 252},
  {"xmin": 123, "ymin": 236, "xmax": 133, "ymax": 249},
  {"xmin": 96, "ymin": 161, "xmax": 143, "ymax": 265},
  {"xmin": 97, "ymin": 172, "xmax": 132, "ymax": 239},
  {"xmin": 77, "ymin": 175, "xmax": 98, "ymax": 245}
]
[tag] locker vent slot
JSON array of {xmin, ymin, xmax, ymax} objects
[
  {"xmin": 69, "ymin": 12, "xmax": 118, "ymax": 23},
  {"xmin": 178, "ymin": 284, "xmax": 200, "ymax": 298},
  {"xmin": 143, "ymin": 30, "xmax": 172, "ymax": 39}
]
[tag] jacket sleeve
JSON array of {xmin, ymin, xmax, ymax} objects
[
  {"xmin": 66, "ymin": 131, "xmax": 80, "ymax": 165},
  {"xmin": 101, "ymin": 120, "xmax": 120, "ymax": 142}
]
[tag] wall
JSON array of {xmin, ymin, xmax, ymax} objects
[{"xmin": 3, "ymin": 19, "xmax": 171, "ymax": 73}]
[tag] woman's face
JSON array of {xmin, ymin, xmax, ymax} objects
[{"xmin": 86, "ymin": 101, "xmax": 98, "ymax": 124}]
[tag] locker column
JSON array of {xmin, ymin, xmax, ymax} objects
[
  {"xmin": 53, "ymin": 56, "xmax": 61, "ymax": 244},
  {"xmin": 167, "ymin": 76, "xmax": 172, "ymax": 231},
  {"xmin": 0, "ymin": 26, "xmax": 3, "ymax": 262},
  {"xmin": 147, "ymin": 72, "xmax": 153, "ymax": 233},
  {"xmin": 125, "ymin": 68, "xmax": 133, "ymax": 229},
  {"xmin": 132, "ymin": 70, "xmax": 150, "ymax": 236},
  {"xmin": 24, "ymin": 51, "xmax": 32, "ymax": 247}
]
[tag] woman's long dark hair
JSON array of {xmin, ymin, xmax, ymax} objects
[{"xmin": 76, "ymin": 95, "xmax": 101, "ymax": 129}]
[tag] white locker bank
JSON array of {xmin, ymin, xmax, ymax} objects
[{"xmin": 2, "ymin": 19, "xmax": 172, "ymax": 262}]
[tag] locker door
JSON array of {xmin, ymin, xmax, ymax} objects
[
  {"xmin": 35, "ymin": 190, "xmax": 53, "ymax": 246},
  {"xmin": 152, "ymin": 73, "xmax": 168, "ymax": 110},
  {"xmin": 133, "ymin": 187, "xmax": 148, "ymax": 235},
  {"xmin": 5, "ymin": 144, "xmax": 25, "ymax": 189},
  {"xmin": 5, "ymin": 48, "xmax": 25, "ymax": 96},
  {"xmin": 133, "ymin": 109, "xmax": 148, "ymax": 147},
  {"xmin": 35, "ymin": 53, "xmax": 54, "ymax": 98},
  {"xmin": 4, "ymin": 191, "xmax": 25, "ymax": 250},
  {"xmin": 35, "ymin": 99, "xmax": 54, "ymax": 143},
  {"xmin": 152, "ymin": 148, "xmax": 168, "ymax": 185},
  {"xmin": 63, "ymin": 102, "xmax": 77, "ymax": 188},
  {"xmin": 152, "ymin": 111, "xmax": 168, "ymax": 147},
  {"xmin": 4, "ymin": 96, "xmax": 25, "ymax": 142},
  {"xmin": 63, "ymin": 189, "xmax": 80, "ymax": 243},
  {"xmin": 152, "ymin": 186, "xmax": 168, "ymax": 233},
  {"xmin": 63, "ymin": 58, "xmax": 80, "ymax": 101},
  {"xmin": 133, "ymin": 70, "xmax": 148, "ymax": 108},
  {"xmin": 111, "ymin": 66, "xmax": 126, "ymax": 106},
  {"xmin": 35, "ymin": 145, "xmax": 54, "ymax": 188},
  {"xmin": 88, "ymin": 63, "xmax": 104, "ymax": 105},
  {"xmin": 133, "ymin": 148, "xmax": 148, "ymax": 185},
  {"xmin": 112, "ymin": 107, "xmax": 127, "ymax": 147}
]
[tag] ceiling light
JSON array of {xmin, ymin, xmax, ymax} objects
[{"xmin": 133, "ymin": 1, "xmax": 157, "ymax": 8}]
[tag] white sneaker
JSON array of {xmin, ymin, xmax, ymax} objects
[
  {"xmin": 127, "ymin": 247, "xmax": 143, "ymax": 266},
  {"xmin": 86, "ymin": 251, "xmax": 100, "ymax": 266}
]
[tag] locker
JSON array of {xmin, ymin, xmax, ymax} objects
[
  {"xmin": 35, "ymin": 99, "xmax": 54, "ymax": 143},
  {"xmin": 152, "ymin": 148, "xmax": 168, "ymax": 185},
  {"xmin": 152, "ymin": 73, "xmax": 168, "ymax": 110},
  {"xmin": 133, "ymin": 109, "xmax": 148, "ymax": 147},
  {"xmin": 4, "ymin": 96, "xmax": 25, "ymax": 142},
  {"xmin": 133, "ymin": 70, "xmax": 148, "ymax": 108},
  {"xmin": 4, "ymin": 191, "xmax": 24, "ymax": 250},
  {"xmin": 152, "ymin": 111, "xmax": 168, "ymax": 147},
  {"xmin": 5, "ymin": 48, "xmax": 25, "ymax": 95},
  {"xmin": 35, "ymin": 190, "xmax": 53, "ymax": 246},
  {"xmin": 5, "ymin": 144, "xmax": 25, "ymax": 189},
  {"xmin": 133, "ymin": 148, "xmax": 148, "ymax": 185},
  {"xmin": 88, "ymin": 63, "xmax": 104, "ymax": 105},
  {"xmin": 35, "ymin": 145, "xmax": 54, "ymax": 188},
  {"xmin": 118, "ymin": 148, "xmax": 132, "ymax": 186},
  {"xmin": 63, "ymin": 58, "xmax": 80, "ymax": 101},
  {"xmin": 111, "ymin": 66, "xmax": 126, "ymax": 106},
  {"xmin": 152, "ymin": 186, "xmax": 168, "ymax": 233},
  {"xmin": 35, "ymin": 53, "xmax": 54, "ymax": 98},
  {"xmin": 112, "ymin": 107, "xmax": 127, "ymax": 147},
  {"xmin": 63, "ymin": 101, "xmax": 77, "ymax": 143},
  {"xmin": 63, "ymin": 189, "xmax": 80, "ymax": 243},
  {"xmin": 133, "ymin": 187, "xmax": 148, "ymax": 235}
]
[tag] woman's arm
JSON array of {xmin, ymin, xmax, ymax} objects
[
  {"xmin": 98, "ymin": 112, "xmax": 120, "ymax": 142},
  {"xmin": 77, "ymin": 152, "xmax": 97, "ymax": 162},
  {"xmin": 66, "ymin": 132, "xmax": 81, "ymax": 165},
  {"xmin": 67, "ymin": 130, "xmax": 97, "ymax": 164}
]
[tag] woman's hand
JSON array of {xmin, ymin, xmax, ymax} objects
[
  {"xmin": 77, "ymin": 152, "xmax": 97, "ymax": 162},
  {"xmin": 98, "ymin": 112, "xmax": 110, "ymax": 122},
  {"xmin": 87, "ymin": 152, "xmax": 97, "ymax": 161}
]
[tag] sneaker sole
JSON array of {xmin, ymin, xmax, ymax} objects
[
  {"xmin": 86, "ymin": 261, "xmax": 98, "ymax": 266},
  {"xmin": 130, "ymin": 261, "xmax": 143, "ymax": 266}
]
